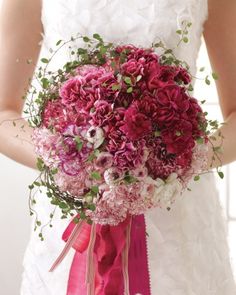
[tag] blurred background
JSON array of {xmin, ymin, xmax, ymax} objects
[{"xmin": 0, "ymin": 8, "xmax": 236, "ymax": 294}]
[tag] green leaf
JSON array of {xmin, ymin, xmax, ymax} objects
[
  {"xmin": 218, "ymin": 171, "xmax": 224, "ymax": 179},
  {"xmin": 196, "ymin": 137, "xmax": 204, "ymax": 144},
  {"xmin": 188, "ymin": 84, "xmax": 194, "ymax": 91},
  {"xmin": 205, "ymin": 76, "xmax": 211, "ymax": 85},
  {"xmin": 88, "ymin": 203, "xmax": 96, "ymax": 211},
  {"xmin": 41, "ymin": 77, "xmax": 50, "ymax": 89},
  {"xmin": 91, "ymin": 186, "xmax": 99, "ymax": 194},
  {"xmin": 194, "ymin": 175, "xmax": 200, "ymax": 181},
  {"xmin": 154, "ymin": 130, "xmax": 161, "ymax": 137},
  {"xmin": 56, "ymin": 40, "xmax": 62, "ymax": 46},
  {"xmin": 41, "ymin": 58, "xmax": 49, "ymax": 64},
  {"xmin": 83, "ymin": 36, "xmax": 90, "ymax": 42},
  {"xmin": 176, "ymin": 29, "xmax": 182, "ymax": 35},
  {"xmin": 183, "ymin": 37, "xmax": 189, "ymax": 43},
  {"xmin": 75, "ymin": 136, "xmax": 83, "ymax": 151},
  {"xmin": 36, "ymin": 158, "xmax": 45, "ymax": 172},
  {"xmin": 127, "ymin": 86, "xmax": 133, "ymax": 93},
  {"xmin": 124, "ymin": 175, "xmax": 137, "ymax": 184},
  {"xmin": 36, "ymin": 221, "xmax": 41, "ymax": 226},
  {"xmin": 93, "ymin": 33, "xmax": 103, "ymax": 42},
  {"xmin": 28, "ymin": 184, "xmax": 34, "ymax": 190},
  {"xmin": 124, "ymin": 77, "xmax": 132, "ymax": 85},
  {"xmin": 59, "ymin": 202, "xmax": 69, "ymax": 209},
  {"xmin": 73, "ymin": 217, "xmax": 80, "ymax": 224},
  {"xmin": 112, "ymin": 84, "xmax": 121, "ymax": 91},
  {"xmin": 90, "ymin": 171, "xmax": 102, "ymax": 180},
  {"xmin": 199, "ymin": 67, "xmax": 205, "ymax": 72},
  {"xmin": 212, "ymin": 72, "xmax": 219, "ymax": 80}
]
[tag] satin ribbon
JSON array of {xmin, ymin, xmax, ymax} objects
[{"xmin": 49, "ymin": 214, "xmax": 151, "ymax": 295}]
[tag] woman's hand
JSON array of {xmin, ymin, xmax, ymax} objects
[{"xmin": 0, "ymin": 0, "xmax": 43, "ymax": 169}]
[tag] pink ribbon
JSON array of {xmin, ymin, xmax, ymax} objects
[{"xmin": 50, "ymin": 214, "xmax": 151, "ymax": 295}]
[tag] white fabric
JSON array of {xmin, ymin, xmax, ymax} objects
[{"xmin": 21, "ymin": 0, "xmax": 236, "ymax": 294}]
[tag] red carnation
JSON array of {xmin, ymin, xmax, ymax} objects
[{"xmin": 120, "ymin": 105, "xmax": 152, "ymax": 140}]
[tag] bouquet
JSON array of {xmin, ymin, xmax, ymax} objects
[{"xmin": 25, "ymin": 28, "xmax": 223, "ymax": 294}]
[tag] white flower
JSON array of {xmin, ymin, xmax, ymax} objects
[
  {"xmin": 153, "ymin": 173, "xmax": 183, "ymax": 208},
  {"xmin": 104, "ymin": 168, "xmax": 123, "ymax": 186},
  {"xmin": 85, "ymin": 126, "xmax": 104, "ymax": 149}
]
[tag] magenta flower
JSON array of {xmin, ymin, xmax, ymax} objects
[{"xmin": 120, "ymin": 105, "xmax": 152, "ymax": 140}]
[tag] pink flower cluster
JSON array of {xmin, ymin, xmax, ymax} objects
[{"xmin": 33, "ymin": 44, "xmax": 208, "ymax": 225}]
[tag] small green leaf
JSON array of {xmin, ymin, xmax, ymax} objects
[
  {"xmin": 176, "ymin": 29, "xmax": 182, "ymax": 35},
  {"xmin": 127, "ymin": 86, "xmax": 133, "ymax": 93},
  {"xmin": 90, "ymin": 171, "xmax": 102, "ymax": 180},
  {"xmin": 196, "ymin": 137, "xmax": 204, "ymax": 144},
  {"xmin": 183, "ymin": 37, "xmax": 189, "ymax": 43},
  {"xmin": 112, "ymin": 84, "xmax": 121, "ymax": 91},
  {"xmin": 93, "ymin": 33, "xmax": 103, "ymax": 42},
  {"xmin": 124, "ymin": 77, "xmax": 132, "ymax": 85},
  {"xmin": 59, "ymin": 202, "xmax": 69, "ymax": 209},
  {"xmin": 56, "ymin": 40, "xmax": 62, "ymax": 46},
  {"xmin": 36, "ymin": 158, "xmax": 45, "ymax": 172},
  {"xmin": 154, "ymin": 130, "xmax": 161, "ymax": 137},
  {"xmin": 41, "ymin": 58, "xmax": 49, "ymax": 64},
  {"xmin": 199, "ymin": 67, "xmax": 205, "ymax": 72},
  {"xmin": 41, "ymin": 77, "xmax": 50, "ymax": 89},
  {"xmin": 212, "ymin": 72, "xmax": 219, "ymax": 80},
  {"xmin": 91, "ymin": 186, "xmax": 99, "ymax": 194},
  {"xmin": 194, "ymin": 175, "xmax": 200, "ymax": 181},
  {"xmin": 28, "ymin": 184, "xmax": 34, "ymax": 190},
  {"xmin": 188, "ymin": 84, "xmax": 194, "ymax": 91},
  {"xmin": 36, "ymin": 221, "xmax": 41, "ymax": 226},
  {"xmin": 88, "ymin": 203, "xmax": 96, "ymax": 211},
  {"xmin": 83, "ymin": 36, "xmax": 90, "ymax": 42},
  {"xmin": 75, "ymin": 136, "xmax": 83, "ymax": 151},
  {"xmin": 218, "ymin": 171, "xmax": 224, "ymax": 179},
  {"xmin": 73, "ymin": 217, "xmax": 80, "ymax": 224},
  {"xmin": 205, "ymin": 76, "xmax": 211, "ymax": 85}
]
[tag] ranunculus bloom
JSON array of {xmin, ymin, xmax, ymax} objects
[{"xmin": 120, "ymin": 105, "xmax": 152, "ymax": 140}]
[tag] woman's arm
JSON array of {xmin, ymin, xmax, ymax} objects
[
  {"xmin": 203, "ymin": 0, "xmax": 236, "ymax": 169},
  {"xmin": 0, "ymin": 0, "xmax": 43, "ymax": 169}
]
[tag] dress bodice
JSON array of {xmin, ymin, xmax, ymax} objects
[{"xmin": 40, "ymin": 0, "xmax": 208, "ymax": 75}]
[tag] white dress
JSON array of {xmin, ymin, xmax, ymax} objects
[{"xmin": 21, "ymin": 0, "xmax": 236, "ymax": 294}]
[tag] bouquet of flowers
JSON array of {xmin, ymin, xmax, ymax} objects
[{"xmin": 25, "ymin": 29, "xmax": 223, "ymax": 294}]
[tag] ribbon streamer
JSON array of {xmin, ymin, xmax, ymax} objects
[{"xmin": 50, "ymin": 214, "xmax": 151, "ymax": 295}]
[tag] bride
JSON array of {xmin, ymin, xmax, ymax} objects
[{"xmin": 1, "ymin": 0, "xmax": 236, "ymax": 294}]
